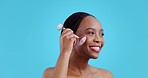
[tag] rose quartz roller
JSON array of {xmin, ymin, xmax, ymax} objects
[{"xmin": 57, "ymin": 23, "xmax": 86, "ymax": 45}]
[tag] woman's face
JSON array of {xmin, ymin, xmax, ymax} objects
[{"xmin": 75, "ymin": 16, "xmax": 104, "ymax": 59}]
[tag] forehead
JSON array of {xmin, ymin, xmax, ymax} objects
[{"xmin": 76, "ymin": 16, "xmax": 102, "ymax": 34}]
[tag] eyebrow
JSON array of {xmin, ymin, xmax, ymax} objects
[{"xmin": 84, "ymin": 28, "xmax": 104, "ymax": 31}]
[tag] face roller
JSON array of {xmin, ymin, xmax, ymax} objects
[
  {"xmin": 57, "ymin": 23, "xmax": 86, "ymax": 45},
  {"xmin": 57, "ymin": 23, "xmax": 65, "ymax": 30}
]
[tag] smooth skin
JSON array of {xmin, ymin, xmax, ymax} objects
[{"xmin": 42, "ymin": 16, "xmax": 113, "ymax": 78}]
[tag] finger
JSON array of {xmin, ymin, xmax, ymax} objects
[
  {"xmin": 65, "ymin": 34, "xmax": 77, "ymax": 39},
  {"xmin": 61, "ymin": 28, "xmax": 72, "ymax": 35},
  {"xmin": 71, "ymin": 38, "xmax": 77, "ymax": 44},
  {"xmin": 69, "ymin": 34, "xmax": 79, "ymax": 39},
  {"xmin": 69, "ymin": 37, "xmax": 77, "ymax": 44},
  {"xmin": 61, "ymin": 28, "xmax": 79, "ymax": 38},
  {"xmin": 62, "ymin": 30, "xmax": 74, "ymax": 38},
  {"xmin": 74, "ymin": 35, "xmax": 79, "ymax": 39},
  {"xmin": 63, "ymin": 31, "xmax": 79, "ymax": 38},
  {"xmin": 73, "ymin": 38, "xmax": 77, "ymax": 45},
  {"xmin": 63, "ymin": 33, "xmax": 77, "ymax": 45}
]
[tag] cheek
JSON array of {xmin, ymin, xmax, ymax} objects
[
  {"xmin": 85, "ymin": 36, "xmax": 105, "ymax": 47},
  {"xmin": 85, "ymin": 36, "xmax": 93, "ymax": 45}
]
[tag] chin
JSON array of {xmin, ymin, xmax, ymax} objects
[{"xmin": 90, "ymin": 54, "xmax": 99, "ymax": 59}]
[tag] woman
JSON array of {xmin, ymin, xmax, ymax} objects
[{"xmin": 43, "ymin": 12, "xmax": 113, "ymax": 78}]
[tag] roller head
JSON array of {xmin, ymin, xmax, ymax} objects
[
  {"xmin": 79, "ymin": 37, "xmax": 86, "ymax": 45},
  {"xmin": 57, "ymin": 23, "xmax": 64, "ymax": 30}
]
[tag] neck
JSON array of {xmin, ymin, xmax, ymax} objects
[{"xmin": 68, "ymin": 50, "xmax": 90, "ymax": 76}]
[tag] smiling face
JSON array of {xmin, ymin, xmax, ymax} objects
[{"xmin": 74, "ymin": 16, "xmax": 104, "ymax": 59}]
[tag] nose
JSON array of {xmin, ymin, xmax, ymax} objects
[{"xmin": 93, "ymin": 35, "xmax": 102, "ymax": 43}]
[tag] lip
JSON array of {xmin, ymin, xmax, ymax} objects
[{"xmin": 89, "ymin": 45, "xmax": 102, "ymax": 53}]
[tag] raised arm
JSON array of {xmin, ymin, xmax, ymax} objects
[{"xmin": 42, "ymin": 28, "xmax": 78, "ymax": 78}]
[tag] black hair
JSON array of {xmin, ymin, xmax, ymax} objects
[{"xmin": 61, "ymin": 12, "xmax": 95, "ymax": 34}]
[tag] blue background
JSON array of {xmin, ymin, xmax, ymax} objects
[{"xmin": 0, "ymin": 0, "xmax": 148, "ymax": 78}]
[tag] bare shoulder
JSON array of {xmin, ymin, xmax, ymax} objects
[
  {"xmin": 42, "ymin": 67, "xmax": 55, "ymax": 78},
  {"xmin": 98, "ymin": 68, "xmax": 114, "ymax": 78},
  {"xmin": 90, "ymin": 66, "xmax": 114, "ymax": 78}
]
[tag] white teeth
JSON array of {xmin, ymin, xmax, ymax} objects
[{"xmin": 91, "ymin": 47, "xmax": 100, "ymax": 51}]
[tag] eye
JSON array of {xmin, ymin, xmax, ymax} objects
[
  {"xmin": 100, "ymin": 31, "xmax": 104, "ymax": 37},
  {"xmin": 87, "ymin": 31, "xmax": 94, "ymax": 35}
]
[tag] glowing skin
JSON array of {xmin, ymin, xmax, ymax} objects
[
  {"xmin": 73, "ymin": 16, "xmax": 105, "ymax": 59},
  {"xmin": 43, "ymin": 16, "xmax": 113, "ymax": 78}
]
